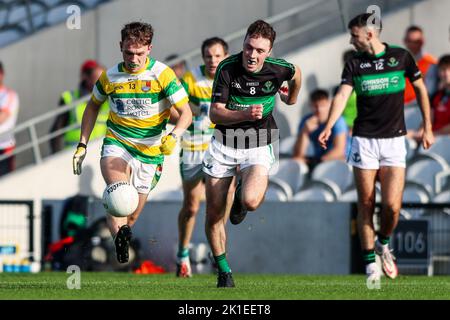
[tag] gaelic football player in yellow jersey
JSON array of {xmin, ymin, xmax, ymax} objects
[
  {"xmin": 171, "ymin": 38, "xmax": 231, "ymax": 277},
  {"xmin": 72, "ymin": 22, "xmax": 192, "ymax": 264}
]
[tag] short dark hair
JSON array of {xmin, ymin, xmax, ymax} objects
[
  {"xmin": 438, "ymin": 54, "xmax": 450, "ymax": 69},
  {"xmin": 310, "ymin": 89, "xmax": 329, "ymax": 102},
  {"xmin": 121, "ymin": 22, "xmax": 153, "ymax": 46},
  {"xmin": 245, "ymin": 20, "xmax": 276, "ymax": 48},
  {"xmin": 348, "ymin": 13, "xmax": 382, "ymax": 32},
  {"xmin": 201, "ymin": 37, "xmax": 229, "ymax": 57},
  {"xmin": 0, "ymin": 61, "xmax": 3, "ymax": 74},
  {"xmin": 406, "ymin": 25, "xmax": 423, "ymax": 34}
]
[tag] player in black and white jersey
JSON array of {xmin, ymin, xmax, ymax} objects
[
  {"xmin": 319, "ymin": 13, "xmax": 434, "ymax": 283},
  {"xmin": 203, "ymin": 20, "xmax": 302, "ymax": 287}
]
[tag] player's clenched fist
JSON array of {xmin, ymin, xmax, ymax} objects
[
  {"xmin": 73, "ymin": 143, "xmax": 87, "ymax": 175},
  {"xmin": 159, "ymin": 132, "xmax": 177, "ymax": 155},
  {"xmin": 245, "ymin": 104, "xmax": 263, "ymax": 121}
]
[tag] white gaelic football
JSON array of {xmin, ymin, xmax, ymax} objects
[{"xmin": 102, "ymin": 181, "xmax": 139, "ymax": 217}]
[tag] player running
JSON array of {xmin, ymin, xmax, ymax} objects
[
  {"xmin": 203, "ymin": 20, "xmax": 302, "ymax": 287},
  {"xmin": 318, "ymin": 13, "xmax": 434, "ymax": 283},
  {"xmin": 174, "ymin": 37, "xmax": 233, "ymax": 278},
  {"xmin": 72, "ymin": 22, "xmax": 192, "ymax": 264}
]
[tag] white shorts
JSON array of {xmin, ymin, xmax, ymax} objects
[
  {"xmin": 347, "ymin": 136, "xmax": 406, "ymax": 169},
  {"xmin": 180, "ymin": 149, "xmax": 205, "ymax": 182},
  {"xmin": 202, "ymin": 137, "xmax": 276, "ymax": 178},
  {"xmin": 101, "ymin": 144, "xmax": 163, "ymax": 194}
]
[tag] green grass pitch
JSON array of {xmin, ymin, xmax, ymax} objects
[{"xmin": 0, "ymin": 272, "xmax": 449, "ymax": 300}]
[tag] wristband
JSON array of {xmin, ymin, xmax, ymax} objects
[{"xmin": 77, "ymin": 142, "xmax": 87, "ymax": 149}]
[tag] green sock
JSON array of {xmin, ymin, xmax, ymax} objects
[
  {"xmin": 214, "ymin": 253, "xmax": 231, "ymax": 273},
  {"xmin": 377, "ymin": 233, "xmax": 390, "ymax": 245},
  {"xmin": 177, "ymin": 246, "xmax": 189, "ymax": 259},
  {"xmin": 362, "ymin": 249, "xmax": 376, "ymax": 266}
]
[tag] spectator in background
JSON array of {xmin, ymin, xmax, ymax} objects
[
  {"xmin": 292, "ymin": 89, "xmax": 348, "ymax": 170},
  {"xmin": 431, "ymin": 55, "xmax": 450, "ymax": 135},
  {"xmin": 403, "ymin": 25, "xmax": 437, "ymax": 105},
  {"xmin": 410, "ymin": 55, "xmax": 450, "ymax": 139},
  {"xmin": 425, "ymin": 25, "xmax": 450, "ymax": 97},
  {"xmin": 50, "ymin": 60, "xmax": 109, "ymax": 153},
  {"xmin": 0, "ymin": 61, "xmax": 19, "ymax": 176},
  {"xmin": 165, "ymin": 53, "xmax": 187, "ymax": 79}
]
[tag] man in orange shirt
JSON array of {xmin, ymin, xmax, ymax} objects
[{"xmin": 403, "ymin": 25, "xmax": 437, "ymax": 105}]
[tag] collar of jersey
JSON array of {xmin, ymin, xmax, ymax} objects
[
  {"xmin": 121, "ymin": 57, "xmax": 150, "ymax": 74},
  {"xmin": 365, "ymin": 43, "xmax": 388, "ymax": 59}
]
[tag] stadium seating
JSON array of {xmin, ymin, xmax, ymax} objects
[
  {"xmin": 402, "ymin": 182, "xmax": 430, "ymax": 203},
  {"xmin": 311, "ymin": 160, "xmax": 353, "ymax": 195},
  {"xmin": 406, "ymin": 154, "xmax": 448, "ymax": 196},
  {"xmin": 339, "ymin": 184, "xmax": 382, "ymax": 203},
  {"xmin": 432, "ymin": 190, "xmax": 450, "ymax": 203},
  {"xmin": 292, "ymin": 181, "xmax": 336, "ymax": 202},
  {"xmin": 0, "ymin": 0, "xmax": 112, "ymax": 47},
  {"xmin": 279, "ymin": 135, "xmax": 314, "ymax": 158},
  {"xmin": 416, "ymin": 135, "xmax": 450, "ymax": 164},
  {"xmin": 265, "ymin": 184, "xmax": 289, "ymax": 202},
  {"xmin": 269, "ymin": 159, "xmax": 309, "ymax": 198},
  {"xmin": 404, "ymin": 104, "xmax": 422, "ymax": 130},
  {"xmin": 405, "ymin": 137, "xmax": 418, "ymax": 162}
]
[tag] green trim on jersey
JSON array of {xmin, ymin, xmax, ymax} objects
[
  {"xmin": 214, "ymin": 55, "xmax": 239, "ymax": 83},
  {"xmin": 353, "ymin": 71, "xmax": 406, "ymax": 96},
  {"xmin": 107, "ymin": 119, "xmax": 168, "ymax": 139},
  {"xmin": 103, "ymin": 137, "xmax": 164, "ymax": 164},
  {"xmin": 110, "ymin": 92, "xmax": 165, "ymax": 101},
  {"xmin": 228, "ymin": 95, "xmax": 276, "ymax": 117}
]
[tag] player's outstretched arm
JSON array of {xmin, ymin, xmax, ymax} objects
[
  {"xmin": 73, "ymin": 98, "xmax": 101, "ymax": 175},
  {"xmin": 412, "ymin": 78, "xmax": 435, "ymax": 150},
  {"xmin": 318, "ymin": 84, "xmax": 352, "ymax": 150},
  {"xmin": 282, "ymin": 65, "xmax": 302, "ymax": 105}
]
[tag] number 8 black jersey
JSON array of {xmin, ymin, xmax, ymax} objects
[
  {"xmin": 341, "ymin": 43, "xmax": 421, "ymax": 138},
  {"xmin": 211, "ymin": 52, "xmax": 295, "ymax": 148}
]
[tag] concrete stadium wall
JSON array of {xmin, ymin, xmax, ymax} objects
[
  {"xmin": 277, "ymin": 0, "xmax": 450, "ymax": 136},
  {"xmin": 47, "ymin": 200, "xmax": 353, "ymax": 274}
]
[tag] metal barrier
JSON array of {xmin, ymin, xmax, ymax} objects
[{"xmin": 363, "ymin": 203, "xmax": 450, "ymax": 275}]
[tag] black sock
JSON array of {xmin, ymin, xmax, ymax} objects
[{"xmin": 362, "ymin": 249, "xmax": 376, "ymax": 266}]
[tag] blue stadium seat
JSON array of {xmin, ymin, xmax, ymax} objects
[
  {"xmin": 311, "ymin": 160, "xmax": 353, "ymax": 194},
  {"xmin": 339, "ymin": 185, "xmax": 382, "ymax": 203},
  {"xmin": 405, "ymin": 136, "xmax": 418, "ymax": 162},
  {"xmin": 402, "ymin": 182, "xmax": 430, "ymax": 203},
  {"xmin": 432, "ymin": 190, "xmax": 450, "ymax": 203},
  {"xmin": 0, "ymin": 27, "xmax": 24, "ymax": 47},
  {"xmin": 404, "ymin": 104, "xmax": 422, "ymax": 130},
  {"xmin": 265, "ymin": 184, "xmax": 289, "ymax": 202},
  {"xmin": 269, "ymin": 159, "xmax": 309, "ymax": 196},
  {"xmin": 292, "ymin": 181, "xmax": 337, "ymax": 202},
  {"xmin": 416, "ymin": 135, "xmax": 450, "ymax": 164},
  {"xmin": 406, "ymin": 155, "xmax": 448, "ymax": 196}
]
